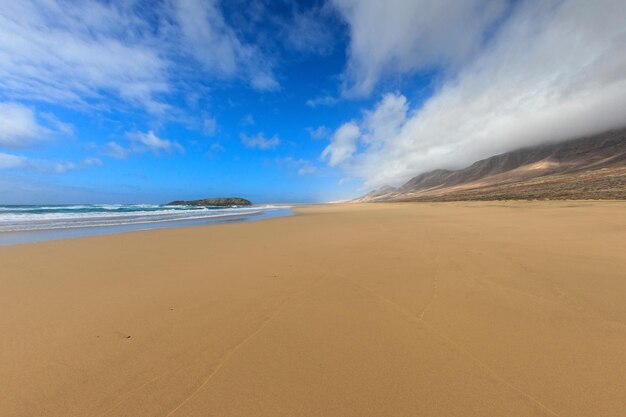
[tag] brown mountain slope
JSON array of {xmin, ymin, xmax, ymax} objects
[{"xmin": 357, "ymin": 128, "xmax": 626, "ymax": 201}]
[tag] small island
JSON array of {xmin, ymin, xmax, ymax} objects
[{"xmin": 166, "ymin": 197, "xmax": 252, "ymax": 207}]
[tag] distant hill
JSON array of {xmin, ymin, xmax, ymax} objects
[{"xmin": 356, "ymin": 129, "xmax": 626, "ymax": 202}]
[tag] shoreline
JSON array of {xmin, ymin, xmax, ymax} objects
[
  {"xmin": 4, "ymin": 199, "xmax": 623, "ymax": 247},
  {"xmin": 2, "ymin": 201, "xmax": 625, "ymax": 416},
  {"xmin": 0, "ymin": 205, "xmax": 293, "ymax": 246}
]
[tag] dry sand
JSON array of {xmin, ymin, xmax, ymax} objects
[{"xmin": 1, "ymin": 202, "xmax": 625, "ymax": 417}]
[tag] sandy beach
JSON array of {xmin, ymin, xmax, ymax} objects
[{"xmin": 1, "ymin": 202, "xmax": 625, "ymax": 417}]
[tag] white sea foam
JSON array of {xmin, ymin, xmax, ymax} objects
[{"xmin": 0, "ymin": 204, "xmax": 290, "ymax": 233}]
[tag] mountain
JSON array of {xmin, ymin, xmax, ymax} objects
[
  {"xmin": 356, "ymin": 129, "xmax": 626, "ymax": 202},
  {"xmin": 167, "ymin": 197, "xmax": 252, "ymax": 206}
]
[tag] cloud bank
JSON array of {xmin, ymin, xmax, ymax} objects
[
  {"xmin": 324, "ymin": 0, "xmax": 626, "ymax": 188},
  {"xmin": 333, "ymin": 0, "xmax": 507, "ymax": 96}
]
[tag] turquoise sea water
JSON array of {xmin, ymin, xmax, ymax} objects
[{"xmin": 0, "ymin": 204, "xmax": 292, "ymax": 245}]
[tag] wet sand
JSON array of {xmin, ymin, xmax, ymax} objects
[{"xmin": 1, "ymin": 202, "xmax": 625, "ymax": 417}]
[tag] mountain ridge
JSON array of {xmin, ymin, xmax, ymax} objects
[{"xmin": 356, "ymin": 128, "xmax": 626, "ymax": 202}]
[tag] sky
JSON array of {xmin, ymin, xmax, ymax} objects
[{"xmin": 1, "ymin": 0, "xmax": 625, "ymax": 204}]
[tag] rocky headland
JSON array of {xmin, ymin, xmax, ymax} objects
[{"xmin": 166, "ymin": 197, "xmax": 252, "ymax": 206}]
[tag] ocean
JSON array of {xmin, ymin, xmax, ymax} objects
[{"xmin": 0, "ymin": 204, "xmax": 292, "ymax": 245}]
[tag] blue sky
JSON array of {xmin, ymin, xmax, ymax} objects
[{"xmin": 1, "ymin": 0, "xmax": 625, "ymax": 204}]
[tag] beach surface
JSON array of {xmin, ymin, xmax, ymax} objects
[{"xmin": 1, "ymin": 202, "xmax": 625, "ymax": 417}]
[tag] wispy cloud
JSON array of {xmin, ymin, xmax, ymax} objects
[
  {"xmin": 0, "ymin": 0, "xmax": 279, "ymax": 113},
  {"xmin": 170, "ymin": 0, "xmax": 278, "ymax": 91},
  {"xmin": 0, "ymin": 102, "xmax": 50, "ymax": 148},
  {"xmin": 105, "ymin": 131, "xmax": 184, "ymax": 159},
  {"xmin": 0, "ymin": 102, "xmax": 73, "ymax": 149},
  {"xmin": 240, "ymin": 114, "xmax": 255, "ymax": 126},
  {"xmin": 277, "ymin": 157, "xmax": 317, "ymax": 176},
  {"xmin": 104, "ymin": 142, "xmax": 131, "ymax": 160},
  {"xmin": 40, "ymin": 113, "xmax": 75, "ymax": 136},
  {"xmin": 128, "ymin": 131, "xmax": 185, "ymax": 155},
  {"xmin": 306, "ymin": 94, "xmax": 339, "ymax": 108},
  {"xmin": 81, "ymin": 158, "xmax": 103, "ymax": 167},
  {"xmin": 281, "ymin": 5, "xmax": 335, "ymax": 55},
  {"xmin": 240, "ymin": 133, "xmax": 280, "ymax": 150},
  {"xmin": 0, "ymin": 1, "xmax": 169, "ymax": 112},
  {"xmin": 0, "ymin": 152, "xmax": 26, "ymax": 169},
  {"xmin": 203, "ymin": 117, "xmax": 218, "ymax": 136},
  {"xmin": 307, "ymin": 125, "xmax": 331, "ymax": 140},
  {"xmin": 206, "ymin": 142, "xmax": 225, "ymax": 160},
  {"xmin": 0, "ymin": 152, "xmax": 101, "ymax": 173},
  {"xmin": 323, "ymin": 1, "xmax": 626, "ymax": 187},
  {"xmin": 210, "ymin": 142, "xmax": 225, "ymax": 153}
]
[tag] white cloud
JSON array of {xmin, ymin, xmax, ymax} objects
[
  {"xmin": 321, "ymin": 122, "xmax": 360, "ymax": 167},
  {"xmin": 0, "ymin": 0, "xmax": 278, "ymax": 112},
  {"xmin": 0, "ymin": 152, "xmax": 27, "ymax": 169},
  {"xmin": 324, "ymin": 0, "xmax": 626, "ymax": 188},
  {"xmin": 203, "ymin": 117, "xmax": 218, "ymax": 136},
  {"xmin": 127, "ymin": 131, "xmax": 185, "ymax": 155},
  {"xmin": 0, "ymin": 152, "xmax": 101, "ymax": 173},
  {"xmin": 277, "ymin": 157, "xmax": 317, "ymax": 175},
  {"xmin": 105, "ymin": 131, "xmax": 184, "ymax": 159},
  {"xmin": 206, "ymin": 141, "xmax": 225, "ymax": 159},
  {"xmin": 40, "ymin": 113, "xmax": 75, "ymax": 136},
  {"xmin": 171, "ymin": 0, "xmax": 278, "ymax": 91},
  {"xmin": 0, "ymin": 1, "xmax": 169, "ymax": 112},
  {"xmin": 81, "ymin": 158, "xmax": 103, "ymax": 167},
  {"xmin": 297, "ymin": 164, "xmax": 317, "ymax": 175},
  {"xmin": 209, "ymin": 142, "xmax": 225, "ymax": 153},
  {"xmin": 0, "ymin": 102, "xmax": 73, "ymax": 149},
  {"xmin": 282, "ymin": 6, "xmax": 334, "ymax": 55},
  {"xmin": 360, "ymin": 94, "xmax": 408, "ymax": 145},
  {"xmin": 240, "ymin": 114, "xmax": 255, "ymax": 126},
  {"xmin": 104, "ymin": 142, "xmax": 131, "ymax": 160},
  {"xmin": 0, "ymin": 102, "xmax": 49, "ymax": 148},
  {"xmin": 307, "ymin": 125, "xmax": 331, "ymax": 140},
  {"xmin": 240, "ymin": 133, "xmax": 280, "ymax": 150},
  {"xmin": 306, "ymin": 95, "xmax": 339, "ymax": 108},
  {"xmin": 51, "ymin": 161, "xmax": 78, "ymax": 173},
  {"xmin": 332, "ymin": 0, "xmax": 507, "ymax": 96}
]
